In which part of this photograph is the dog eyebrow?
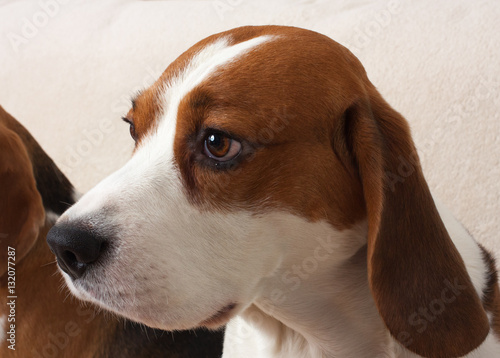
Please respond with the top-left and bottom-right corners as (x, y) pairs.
(188, 89), (212, 110)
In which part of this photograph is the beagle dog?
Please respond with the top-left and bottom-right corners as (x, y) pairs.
(47, 26), (500, 357)
(0, 106), (223, 357)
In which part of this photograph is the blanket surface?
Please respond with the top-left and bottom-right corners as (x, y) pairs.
(0, 0), (498, 256)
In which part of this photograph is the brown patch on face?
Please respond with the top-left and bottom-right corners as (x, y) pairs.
(124, 89), (162, 146)
(125, 27), (276, 146)
(124, 26), (366, 229)
(171, 26), (367, 229)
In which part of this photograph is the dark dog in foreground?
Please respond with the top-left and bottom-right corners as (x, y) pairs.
(0, 105), (223, 357)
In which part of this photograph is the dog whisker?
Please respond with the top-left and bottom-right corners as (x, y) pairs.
(40, 259), (57, 267)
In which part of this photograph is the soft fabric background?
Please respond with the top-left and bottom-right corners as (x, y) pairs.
(0, 0), (499, 256)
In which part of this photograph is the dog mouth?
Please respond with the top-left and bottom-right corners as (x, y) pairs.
(64, 266), (238, 330)
(200, 303), (237, 327)
(72, 275), (237, 330)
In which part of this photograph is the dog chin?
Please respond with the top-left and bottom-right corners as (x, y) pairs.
(60, 270), (239, 331)
(199, 303), (238, 329)
(107, 306), (237, 332)
(126, 303), (240, 331)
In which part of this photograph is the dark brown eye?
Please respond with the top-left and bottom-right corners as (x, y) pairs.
(122, 117), (137, 141)
(204, 132), (241, 161)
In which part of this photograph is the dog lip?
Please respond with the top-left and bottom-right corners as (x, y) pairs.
(56, 259), (74, 279)
(199, 303), (237, 327)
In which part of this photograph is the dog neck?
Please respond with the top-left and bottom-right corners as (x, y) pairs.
(224, 222), (397, 358)
(223, 202), (500, 358)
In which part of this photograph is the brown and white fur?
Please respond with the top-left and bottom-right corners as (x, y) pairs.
(47, 26), (500, 358)
(0, 106), (223, 357)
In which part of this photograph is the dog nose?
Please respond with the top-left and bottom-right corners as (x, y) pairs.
(47, 223), (107, 280)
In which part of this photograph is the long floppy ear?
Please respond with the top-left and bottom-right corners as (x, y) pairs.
(0, 122), (45, 277)
(343, 87), (490, 357)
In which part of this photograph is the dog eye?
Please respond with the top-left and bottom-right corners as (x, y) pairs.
(204, 132), (241, 161)
(122, 117), (137, 141)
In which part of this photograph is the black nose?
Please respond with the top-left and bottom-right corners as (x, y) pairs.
(47, 223), (107, 280)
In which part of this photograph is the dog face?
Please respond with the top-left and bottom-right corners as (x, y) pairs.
(49, 27), (367, 329)
(48, 26), (490, 357)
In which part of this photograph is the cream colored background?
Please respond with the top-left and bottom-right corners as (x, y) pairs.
(0, 0), (499, 257)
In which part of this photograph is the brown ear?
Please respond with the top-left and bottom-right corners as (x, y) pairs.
(0, 122), (45, 277)
(343, 87), (490, 357)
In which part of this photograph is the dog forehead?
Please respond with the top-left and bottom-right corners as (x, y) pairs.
(131, 26), (364, 144)
(130, 28), (279, 144)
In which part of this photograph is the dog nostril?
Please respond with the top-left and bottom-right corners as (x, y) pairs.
(47, 223), (108, 280)
(63, 250), (77, 264)
(60, 250), (88, 279)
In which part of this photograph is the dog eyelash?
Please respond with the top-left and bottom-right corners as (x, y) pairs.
(122, 117), (137, 141)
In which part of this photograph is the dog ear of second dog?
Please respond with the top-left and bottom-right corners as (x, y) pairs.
(0, 105), (224, 357)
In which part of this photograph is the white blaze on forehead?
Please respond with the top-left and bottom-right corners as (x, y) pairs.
(153, 35), (276, 149)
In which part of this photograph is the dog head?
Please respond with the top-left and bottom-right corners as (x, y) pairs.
(47, 26), (489, 357)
